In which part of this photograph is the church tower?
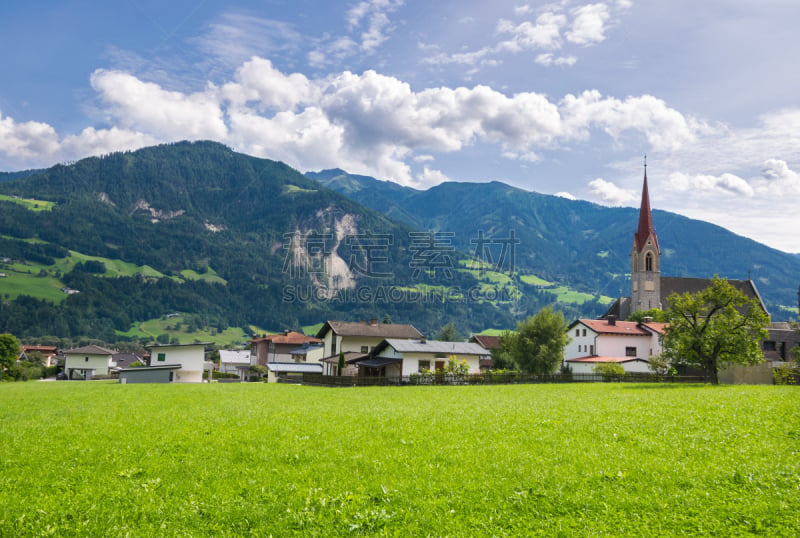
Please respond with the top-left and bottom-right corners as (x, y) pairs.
(631, 162), (661, 312)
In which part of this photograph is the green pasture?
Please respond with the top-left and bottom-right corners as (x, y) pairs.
(1, 383), (798, 536)
(0, 194), (55, 211)
(116, 314), (249, 347)
(519, 274), (552, 286)
(0, 266), (66, 302)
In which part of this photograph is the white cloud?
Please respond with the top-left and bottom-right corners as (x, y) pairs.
(588, 178), (636, 205)
(0, 112), (60, 162)
(566, 3), (611, 45)
(555, 191), (576, 200)
(535, 53), (577, 66)
(413, 154), (434, 162)
(755, 158), (800, 195)
(665, 171), (754, 197)
(346, 0), (404, 53)
(221, 57), (318, 110)
(193, 14), (301, 65)
(90, 69), (227, 140)
(416, 166), (450, 187)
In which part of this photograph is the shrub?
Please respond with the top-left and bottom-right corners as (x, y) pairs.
(593, 362), (625, 381)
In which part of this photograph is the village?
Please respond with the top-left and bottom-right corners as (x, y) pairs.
(16, 171), (798, 387)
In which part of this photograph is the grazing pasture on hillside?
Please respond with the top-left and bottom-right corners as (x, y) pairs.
(1, 382), (798, 536)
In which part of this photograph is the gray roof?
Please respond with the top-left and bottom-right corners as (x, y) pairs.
(266, 362), (323, 373)
(62, 345), (115, 355)
(317, 320), (423, 339)
(219, 350), (252, 364)
(381, 339), (488, 356)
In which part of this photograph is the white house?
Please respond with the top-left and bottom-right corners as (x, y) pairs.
(316, 319), (424, 375)
(219, 349), (253, 376)
(62, 345), (116, 379)
(147, 343), (212, 383)
(358, 339), (488, 379)
(564, 317), (667, 374)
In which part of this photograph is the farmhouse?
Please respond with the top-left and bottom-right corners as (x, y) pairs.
(564, 317), (666, 374)
(62, 345), (115, 379)
(470, 334), (501, 371)
(355, 338), (488, 379)
(316, 319), (424, 375)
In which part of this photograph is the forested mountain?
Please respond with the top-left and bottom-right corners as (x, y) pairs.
(308, 169), (800, 320)
(0, 142), (527, 341)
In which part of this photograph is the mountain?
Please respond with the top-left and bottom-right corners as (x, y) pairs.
(308, 169), (800, 321)
(0, 142), (525, 342)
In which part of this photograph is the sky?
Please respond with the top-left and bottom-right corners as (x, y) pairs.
(1, 0), (799, 253)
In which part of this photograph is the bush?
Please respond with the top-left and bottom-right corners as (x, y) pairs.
(212, 371), (240, 379)
(593, 362), (625, 381)
(773, 363), (800, 385)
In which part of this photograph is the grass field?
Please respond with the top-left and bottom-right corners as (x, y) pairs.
(116, 314), (250, 347)
(0, 194), (55, 211)
(1, 383), (798, 536)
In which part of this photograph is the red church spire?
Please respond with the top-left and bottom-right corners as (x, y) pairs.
(634, 159), (658, 253)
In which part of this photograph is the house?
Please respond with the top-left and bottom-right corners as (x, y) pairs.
(761, 322), (800, 363)
(316, 319), (424, 375)
(112, 352), (144, 369)
(119, 364), (182, 384)
(62, 345), (116, 379)
(288, 342), (325, 363)
(219, 349), (253, 377)
(250, 331), (321, 365)
(470, 334), (502, 370)
(18, 345), (59, 367)
(266, 362), (323, 383)
(356, 338), (488, 379)
(142, 342), (212, 383)
(563, 317), (666, 374)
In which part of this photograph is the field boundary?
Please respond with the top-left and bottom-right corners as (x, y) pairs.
(298, 372), (706, 387)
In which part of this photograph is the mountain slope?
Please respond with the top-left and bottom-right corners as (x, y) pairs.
(310, 169), (800, 320)
(0, 142), (522, 341)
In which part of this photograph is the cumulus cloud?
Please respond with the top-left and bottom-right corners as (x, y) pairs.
(90, 69), (227, 140)
(755, 158), (800, 195)
(555, 191), (577, 200)
(416, 166), (451, 187)
(566, 3), (611, 45)
(588, 178), (636, 205)
(424, 2), (625, 68)
(0, 59), (704, 184)
(666, 171), (754, 197)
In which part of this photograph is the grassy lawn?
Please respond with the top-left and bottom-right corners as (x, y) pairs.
(1, 383), (798, 536)
(116, 314), (250, 347)
(0, 194), (55, 211)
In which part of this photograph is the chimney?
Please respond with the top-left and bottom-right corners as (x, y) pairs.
(608, 315), (616, 326)
(370, 318), (378, 326)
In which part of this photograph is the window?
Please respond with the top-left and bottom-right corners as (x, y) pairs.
(361, 346), (369, 354)
(589, 345), (594, 355)
(331, 338), (337, 355)
(762, 341), (776, 351)
(84, 356), (89, 362)
(582, 329), (586, 337)
(418, 360), (430, 373)
(157, 353), (166, 362)
(645, 252), (653, 271)
(575, 329), (579, 336)
(625, 347), (637, 357)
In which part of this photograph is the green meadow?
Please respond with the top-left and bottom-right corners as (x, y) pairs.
(1, 383), (799, 536)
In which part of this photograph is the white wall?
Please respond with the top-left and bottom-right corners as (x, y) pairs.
(151, 345), (206, 383)
(64, 353), (113, 376)
(564, 325), (661, 362)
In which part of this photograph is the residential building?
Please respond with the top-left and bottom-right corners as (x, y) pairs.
(356, 338), (488, 379)
(470, 334), (501, 370)
(219, 349), (253, 376)
(18, 345), (59, 367)
(315, 319), (424, 375)
(62, 345), (116, 379)
(250, 331), (321, 365)
(564, 317), (666, 374)
(145, 342), (212, 383)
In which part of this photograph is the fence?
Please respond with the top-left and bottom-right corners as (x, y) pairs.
(300, 372), (706, 387)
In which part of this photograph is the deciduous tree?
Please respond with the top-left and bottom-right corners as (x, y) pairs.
(662, 276), (769, 384)
(499, 307), (570, 374)
(0, 333), (21, 380)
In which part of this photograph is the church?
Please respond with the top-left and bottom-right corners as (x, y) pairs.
(603, 165), (768, 320)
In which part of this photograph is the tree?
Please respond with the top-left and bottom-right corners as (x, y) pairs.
(662, 276), (769, 384)
(435, 322), (461, 342)
(337, 350), (345, 376)
(627, 308), (668, 323)
(499, 307), (570, 374)
(0, 333), (21, 380)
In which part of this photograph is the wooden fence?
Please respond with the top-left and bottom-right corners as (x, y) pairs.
(300, 372), (706, 387)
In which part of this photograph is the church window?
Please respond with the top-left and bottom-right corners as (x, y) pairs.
(645, 252), (653, 271)
(632, 256), (637, 272)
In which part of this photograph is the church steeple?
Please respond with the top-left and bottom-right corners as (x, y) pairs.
(634, 161), (659, 253)
(631, 158), (661, 312)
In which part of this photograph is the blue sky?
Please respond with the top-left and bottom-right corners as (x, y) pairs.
(1, 1), (799, 253)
